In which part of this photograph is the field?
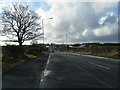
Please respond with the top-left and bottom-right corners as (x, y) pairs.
(67, 45), (120, 58)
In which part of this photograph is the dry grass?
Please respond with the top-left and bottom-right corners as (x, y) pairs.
(68, 45), (120, 57)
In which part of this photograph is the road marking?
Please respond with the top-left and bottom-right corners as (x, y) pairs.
(46, 54), (51, 64)
(36, 54), (51, 88)
(70, 63), (113, 88)
(82, 55), (120, 61)
(69, 53), (120, 61)
(88, 62), (111, 69)
(70, 53), (80, 56)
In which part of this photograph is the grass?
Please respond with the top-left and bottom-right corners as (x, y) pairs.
(2, 55), (35, 74)
(67, 45), (120, 58)
(24, 54), (37, 58)
(2, 45), (46, 74)
(2, 59), (26, 73)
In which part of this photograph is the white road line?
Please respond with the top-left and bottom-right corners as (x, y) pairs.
(37, 54), (51, 88)
(46, 53), (51, 64)
(71, 63), (113, 88)
(82, 55), (120, 61)
(68, 52), (119, 61)
(88, 62), (111, 69)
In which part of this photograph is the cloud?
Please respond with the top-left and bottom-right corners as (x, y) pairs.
(0, 13), (3, 34)
(82, 29), (94, 38)
(99, 12), (117, 25)
(93, 12), (118, 37)
(91, 2), (117, 15)
(93, 23), (118, 37)
(36, 3), (95, 43)
(36, 2), (118, 43)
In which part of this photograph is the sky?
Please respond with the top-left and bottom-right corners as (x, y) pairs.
(0, 0), (119, 45)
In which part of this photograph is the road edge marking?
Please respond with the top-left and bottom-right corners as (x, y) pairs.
(82, 55), (120, 61)
(88, 62), (111, 69)
(35, 53), (51, 88)
(40, 53), (51, 81)
(69, 53), (120, 61)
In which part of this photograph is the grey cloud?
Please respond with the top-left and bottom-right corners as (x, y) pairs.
(37, 2), (118, 43)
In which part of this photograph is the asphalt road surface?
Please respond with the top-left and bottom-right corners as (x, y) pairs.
(39, 52), (119, 88)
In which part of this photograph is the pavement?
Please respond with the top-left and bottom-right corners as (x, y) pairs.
(39, 52), (119, 88)
(2, 54), (48, 88)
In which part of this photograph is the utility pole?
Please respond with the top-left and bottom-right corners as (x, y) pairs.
(42, 20), (44, 44)
(66, 34), (67, 52)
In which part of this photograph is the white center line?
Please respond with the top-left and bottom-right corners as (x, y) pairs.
(88, 62), (111, 69)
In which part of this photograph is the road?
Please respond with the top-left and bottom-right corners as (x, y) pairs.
(39, 52), (119, 88)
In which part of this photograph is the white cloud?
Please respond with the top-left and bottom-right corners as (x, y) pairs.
(36, 2), (95, 43)
(92, 2), (117, 15)
(93, 12), (118, 37)
(99, 12), (117, 25)
(82, 29), (94, 37)
(93, 23), (118, 37)
(35, 2), (118, 43)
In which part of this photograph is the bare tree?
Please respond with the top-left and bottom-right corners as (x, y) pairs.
(2, 3), (42, 46)
(31, 38), (38, 45)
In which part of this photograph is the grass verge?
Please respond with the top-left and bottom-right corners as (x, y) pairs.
(67, 51), (120, 61)
(2, 54), (37, 74)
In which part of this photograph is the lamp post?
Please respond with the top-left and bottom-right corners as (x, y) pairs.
(66, 34), (67, 52)
(42, 17), (53, 45)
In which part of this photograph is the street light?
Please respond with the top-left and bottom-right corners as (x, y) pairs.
(66, 34), (67, 52)
(42, 17), (53, 45)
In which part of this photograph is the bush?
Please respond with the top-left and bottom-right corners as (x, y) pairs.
(25, 45), (45, 56)
(2, 44), (46, 62)
(2, 46), (25, 59)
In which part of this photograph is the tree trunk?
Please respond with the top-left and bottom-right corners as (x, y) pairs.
(19, 41), (22, 46)
(18, 35), (23, 46)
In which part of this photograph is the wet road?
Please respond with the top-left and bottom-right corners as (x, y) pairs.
(39, 52), (119, 88)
